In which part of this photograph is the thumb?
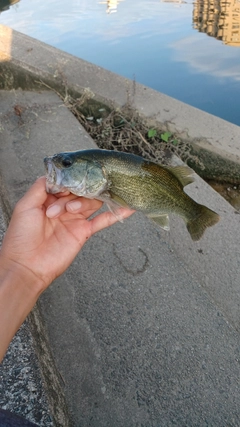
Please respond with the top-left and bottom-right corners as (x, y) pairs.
(15, 177), (48, 212)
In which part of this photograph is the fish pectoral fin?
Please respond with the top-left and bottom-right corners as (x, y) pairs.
(110, 192), (130, 208)
(106, 201), (125, 223)
(166, 165), (194, 187)
(98, 191), (130, 223)
(147, 214), (170, 231)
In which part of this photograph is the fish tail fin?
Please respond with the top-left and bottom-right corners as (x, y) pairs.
(187, 205), (220, 241)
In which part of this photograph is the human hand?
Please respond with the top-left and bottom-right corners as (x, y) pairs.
(0, 176), (135, 292)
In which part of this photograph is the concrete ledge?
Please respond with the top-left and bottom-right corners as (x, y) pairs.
(0, 24), (240, 183)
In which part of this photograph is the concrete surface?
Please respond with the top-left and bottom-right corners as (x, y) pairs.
(1, 88), (240, 426)
(1, 24), (240, 182)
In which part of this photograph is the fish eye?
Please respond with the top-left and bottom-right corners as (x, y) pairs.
(62, 157), (73, 168)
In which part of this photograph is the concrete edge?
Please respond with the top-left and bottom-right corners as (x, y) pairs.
(29, 306), (73, 427)
(0, 24), (240, 183)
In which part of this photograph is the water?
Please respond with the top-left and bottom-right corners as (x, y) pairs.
(1, 0), (240, 126)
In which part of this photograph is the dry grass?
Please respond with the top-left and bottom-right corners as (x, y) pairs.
(37, 79), (201, 167)
(66, 90), (203, 167)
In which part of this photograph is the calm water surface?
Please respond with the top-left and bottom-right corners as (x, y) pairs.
(1, 0), (240, 125)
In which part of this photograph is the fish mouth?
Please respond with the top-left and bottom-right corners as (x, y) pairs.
(44, 157), (66, 194)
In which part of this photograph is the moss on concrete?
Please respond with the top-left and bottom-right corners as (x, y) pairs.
(186, 144), (240, 184)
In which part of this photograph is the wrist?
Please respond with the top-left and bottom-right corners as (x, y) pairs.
(0, 254), (45, 297)
(0, 254), (44, 361)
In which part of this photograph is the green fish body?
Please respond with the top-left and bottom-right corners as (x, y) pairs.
(44, 149), (219, 241)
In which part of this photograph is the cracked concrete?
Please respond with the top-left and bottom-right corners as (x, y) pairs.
(112, 244), (149, 276)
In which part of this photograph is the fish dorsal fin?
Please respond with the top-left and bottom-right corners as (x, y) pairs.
(166, 165), (194, 187)
(142, 163), (194, 188)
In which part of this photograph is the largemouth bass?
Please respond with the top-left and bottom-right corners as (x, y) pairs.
(44, 149), (219, 241)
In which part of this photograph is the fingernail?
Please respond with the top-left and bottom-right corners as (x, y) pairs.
(67, 200), (82, 212)
(46, 204), (61, 218)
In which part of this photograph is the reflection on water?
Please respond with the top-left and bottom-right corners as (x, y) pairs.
(193, 0), (240, 46)
(1, 0), (240, 125)
(0, 0), (19, 14)
(99, 0), (125, 14)
(161, 0), (187, 4)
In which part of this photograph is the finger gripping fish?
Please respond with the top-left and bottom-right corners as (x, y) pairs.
(44, 149), (219, 241)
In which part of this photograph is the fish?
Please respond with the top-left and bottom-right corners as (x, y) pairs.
(44, 148), (220, 241)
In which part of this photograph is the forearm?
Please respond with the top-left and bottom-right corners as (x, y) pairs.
(0, 257), (43, 362)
